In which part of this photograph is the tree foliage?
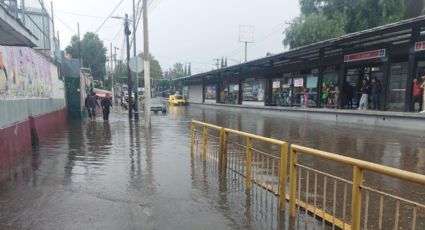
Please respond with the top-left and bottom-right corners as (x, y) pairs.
(65, 32), (107, 81)
(284, 0), (406, 49)
(138, 52), (163, 80)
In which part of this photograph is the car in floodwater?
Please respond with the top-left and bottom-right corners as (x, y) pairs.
(150, 98), (167, 114)
(168, 95), (187, 106)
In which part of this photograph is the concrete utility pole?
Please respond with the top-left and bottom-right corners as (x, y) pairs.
(124, 14), (133, 119)
(110, 43), (115, 104)
(143, 0), (151, 128)
(133, 0), (139, 120)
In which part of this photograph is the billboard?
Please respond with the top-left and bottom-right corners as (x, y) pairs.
(0, 46), (52, 97)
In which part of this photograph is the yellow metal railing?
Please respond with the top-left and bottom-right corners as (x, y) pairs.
(191, 120), (288, 209)
(190, 120), (425, 230)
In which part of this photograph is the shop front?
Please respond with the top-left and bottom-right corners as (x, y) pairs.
(204, 84), (217, 104)
(218, 80), (239, 104)
(386, 62), (408, 111)
(342, 49), (386, 110)
(274, 70), (318, 108)
(242, 78), (266, 106)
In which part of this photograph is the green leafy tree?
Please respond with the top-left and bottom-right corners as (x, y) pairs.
(284, 0), (406, 49)
(172, 63), (186, 78)
(138, 52), (163, 80)
(66, 32), (107, 82)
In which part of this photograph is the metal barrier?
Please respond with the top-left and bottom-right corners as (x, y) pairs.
(190, 120), (425, 230)
(191, 120), (288, 209)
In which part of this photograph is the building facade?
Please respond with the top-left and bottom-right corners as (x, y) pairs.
(179, 16), (425, 112)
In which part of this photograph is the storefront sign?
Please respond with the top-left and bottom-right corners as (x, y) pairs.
(344, 49), (386, 62)
(233, 85), (239, 91)
(272, 81), (280, 89)
(294, 78), (304, 87)
(415, 41), (425, 52)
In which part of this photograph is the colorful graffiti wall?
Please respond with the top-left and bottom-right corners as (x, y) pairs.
(0, 46), (52, 97)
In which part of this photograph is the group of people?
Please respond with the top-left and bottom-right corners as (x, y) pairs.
(356, 78), (382, 110)
(321, 82), (340, 108)
(84, 92), (113, 121)
(412, 76), (425, 112)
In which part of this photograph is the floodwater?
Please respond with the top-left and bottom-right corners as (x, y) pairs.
(0, 104), (424, 229)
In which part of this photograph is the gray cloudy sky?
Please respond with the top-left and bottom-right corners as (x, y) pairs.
(51, 0), (300, 73)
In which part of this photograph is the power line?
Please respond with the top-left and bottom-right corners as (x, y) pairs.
(55, 10), (104, 19)
(95, 0), (126, 33)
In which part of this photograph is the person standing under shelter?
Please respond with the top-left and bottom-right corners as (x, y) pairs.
(421, 76), (425, 113)
(412, 78), (423, 112)
(358, 79), (370, 110)
(101, 94), (113, 121)
(371, 78), (382, 110)
(343, 78), (353, 109)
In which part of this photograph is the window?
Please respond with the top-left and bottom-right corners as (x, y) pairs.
(243, 80), (265, 101)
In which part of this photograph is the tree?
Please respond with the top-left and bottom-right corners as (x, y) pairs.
(172, 63), (186, 78)
(66, 32), (107, 82)
(284, 0), (406, 49)
(138, 52), (163, 80)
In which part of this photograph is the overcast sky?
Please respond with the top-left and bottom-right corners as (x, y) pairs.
(50, 0), (300, 74)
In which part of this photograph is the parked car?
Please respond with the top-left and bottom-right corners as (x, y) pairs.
(168, 95), (187, 106)
(150, 98), (167, 114)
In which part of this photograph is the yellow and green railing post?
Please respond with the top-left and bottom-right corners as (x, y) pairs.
(289, 146), (298, 217)
(218, 128), (228, 173)
(245, 137), (253, 191)
(278, 142), (288, 210)
(202, 126), (208, 162)
(351, 165), (364, 230)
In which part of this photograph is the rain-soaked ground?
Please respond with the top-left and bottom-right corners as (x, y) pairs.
(0, 104), (424, 229)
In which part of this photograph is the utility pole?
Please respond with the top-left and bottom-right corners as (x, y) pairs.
(110, 43), (114, 104)
(124, 14), (133, 119)
(50, 1), (55, 40)
(213, 58), (220, 69)
(143, 0), (151, 128)
(133, 0), (139, 120)
(244, 42), (248, 62)
(114, 46), (119, 104)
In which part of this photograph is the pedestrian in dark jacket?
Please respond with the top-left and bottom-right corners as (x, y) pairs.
(101, 94), (113, 121)
(371, 78), (382, 110)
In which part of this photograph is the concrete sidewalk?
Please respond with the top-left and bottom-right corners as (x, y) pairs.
(195, 102), (425, 131)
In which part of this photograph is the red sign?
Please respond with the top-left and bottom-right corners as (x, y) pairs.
(415, 41), (425, 52)
(344, 49), (386, 62)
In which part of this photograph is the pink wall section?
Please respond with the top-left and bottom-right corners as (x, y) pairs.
(0, 120), (31, 168)
(0, 108), (67, 168)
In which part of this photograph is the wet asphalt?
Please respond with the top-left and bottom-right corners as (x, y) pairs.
(0, 104), (424, 229)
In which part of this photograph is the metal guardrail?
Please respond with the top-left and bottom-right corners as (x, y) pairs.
(190, 120), (425, 230)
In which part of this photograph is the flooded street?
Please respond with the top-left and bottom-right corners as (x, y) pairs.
(0, 105), (424, 229)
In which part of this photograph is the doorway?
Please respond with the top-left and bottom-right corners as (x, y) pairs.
(344, 65), (383, 109)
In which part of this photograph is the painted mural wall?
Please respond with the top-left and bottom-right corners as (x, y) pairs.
(0, 46), (53, 97)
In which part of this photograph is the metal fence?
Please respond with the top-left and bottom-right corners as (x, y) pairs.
(191, 120), (425, 230)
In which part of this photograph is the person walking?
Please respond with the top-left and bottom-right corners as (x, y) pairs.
(87, 92), (100, 121)
(358, 79), (370, 110)
(101, 94), (113, 121)
(412, 78), (423, 112)
(371, 78), (382, 110)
